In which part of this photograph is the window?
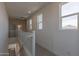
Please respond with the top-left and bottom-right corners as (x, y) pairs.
(62, 15), (77, 29)
(37, 13), (43, 30)
(60, 2), (78, 29)
(17, 25), (22, 30)
(29, 19), (32, 30)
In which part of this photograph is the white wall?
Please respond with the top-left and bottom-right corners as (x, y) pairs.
(0, 3), (8, 55)
(28, 3), (79, 56)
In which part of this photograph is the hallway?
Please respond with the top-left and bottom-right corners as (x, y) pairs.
(0, 2), (79, 56)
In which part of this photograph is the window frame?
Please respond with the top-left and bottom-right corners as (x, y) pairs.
(29, 19), (32, 30)
(59, 2), (79, 30)
(37, 13), (43, 30)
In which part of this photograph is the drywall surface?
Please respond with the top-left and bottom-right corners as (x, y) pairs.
(29, 3), (79, 56)
(0, 3), (9, 55)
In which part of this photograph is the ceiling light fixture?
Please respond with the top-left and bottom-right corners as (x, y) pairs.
(28, 11), (31, 14)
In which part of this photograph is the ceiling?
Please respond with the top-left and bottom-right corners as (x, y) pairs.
(5, 2), (49, 18)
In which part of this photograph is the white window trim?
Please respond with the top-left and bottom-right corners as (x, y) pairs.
(37, 13), (43, 30)
(29, 19), (32, 30)
(59, 2), (79, 30)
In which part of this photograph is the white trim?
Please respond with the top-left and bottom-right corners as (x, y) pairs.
(59, 2), (79, 30)
(29, 19), (32, 30)
(37, 13), (43, 30)
(32, 31), (35, 56)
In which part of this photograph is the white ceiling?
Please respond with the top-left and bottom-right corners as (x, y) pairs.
(5, 2), (49, 18)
